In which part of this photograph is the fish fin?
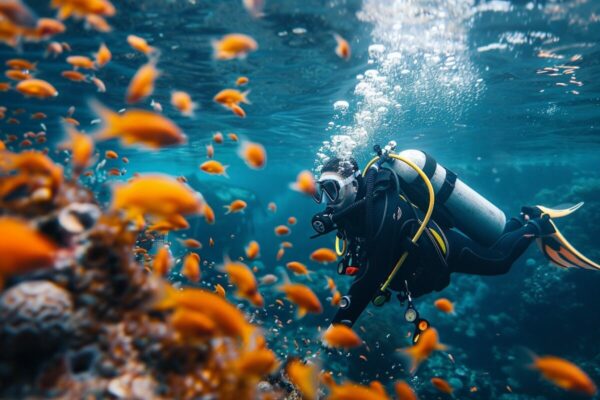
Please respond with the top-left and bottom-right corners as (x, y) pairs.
(222, 165), (230, 179)
(88, 99), (120, 140)
(223, 205), (231, 214)
(241, 90), (252, 104)
(297, 307), (307, 319)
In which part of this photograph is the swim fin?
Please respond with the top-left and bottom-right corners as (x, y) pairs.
(536, 218), (600, 271)
(535, 201), (584, 219)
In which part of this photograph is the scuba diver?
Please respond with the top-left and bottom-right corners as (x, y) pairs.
(311, 142), (600, 342)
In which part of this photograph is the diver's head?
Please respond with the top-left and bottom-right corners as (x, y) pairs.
(313, 157), (361, 211)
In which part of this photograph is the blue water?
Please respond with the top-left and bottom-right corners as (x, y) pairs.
(2, 0), (600, 398)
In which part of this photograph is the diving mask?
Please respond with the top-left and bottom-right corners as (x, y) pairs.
(312, 171), (360, 206)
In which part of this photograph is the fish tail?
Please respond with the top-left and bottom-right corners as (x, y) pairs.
(223, 205), (232, 214)
(222, 165), (230, 178)
(242, 90), (252, 104)
(88, 99), (120, 140)
(296, 307), (307, 319)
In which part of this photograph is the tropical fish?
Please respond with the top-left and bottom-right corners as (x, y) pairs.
(213, 33), (258, 60)
(227, 132), (238, 142)
(399, 328), (447, 373)
(259, 274), (278, 285)
(286, 261), (310, 276)
(95, 43), (111, 67)
(66, 55), (95, 70)
(90, 101), (186, 148)
(16, 79), (58, 98)
(222, 258), (263, 307)
(236, 348), (278, 376)
(6, 58), (36, 70)
(203, 203), (215, 224)
(200, 160), (228, 177)
(530, 353), (597, 396)
(322, 324), (362, 349)
(327, 382), (388, 400)
(5, 69), (31, 81)
(171, 90), (196, 117)
(434, 298), (455, 314)
(278, 283), (322, 318)
(236, 76), (249, 86)
(61, 70), (86, 82)
(85, 14), (111, 32)
(213, 132), (224, 143)
(333, 33), (351, 60)
(206, 144), (214, 158)
(274, 225), (290, 236)
(239, 141), (266, 169)
(0, 217), (57, 281)
(51, 0), (116, 20)
(126, 61), (159, 104)
(224, 199), (247, 214)
(245, 240), (260, 260)
(105, 150), (118, 159)
(214, 88), (250, 106)
(179, 238), (202, 249)
(310, 248), (337, 263)
(64, 126), (94, 176)
(90, 76), (106, 92)
(394, 381), (417, 400)
(214, 283), (225, 297)
(268, 202), (277, 212)
(290, 170), (316, 196)
(171, 308), (216, 337)
(127, 34), (154, 55)
(153, 246), (172, 276)
(430, 377), (453, 395)
(286, 360), (318, 400)
(287, 216), (297, 225)
(181, 253), (201, 283)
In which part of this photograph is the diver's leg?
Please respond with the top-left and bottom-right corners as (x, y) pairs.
(447, 220), (545, 276)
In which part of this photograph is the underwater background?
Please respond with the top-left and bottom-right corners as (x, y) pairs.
(1, 0), (600, 399)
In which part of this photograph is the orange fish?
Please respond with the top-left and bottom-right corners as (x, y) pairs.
(214, 283), (225, 297)
(0, 82), (11, 91)
(91, 76), (106, 93)
(223, 258), (263, 307)
(30, 112), (46, 119)
(64, 126), (94, 176)
(66, 55), (95, 69)
(274, 225), (290, 236)
(0, 0), (37, 28)
(153, 245), (172, 276)
(91, 101), (186, 148)
(45, 41), (63, 57)
(85, 14), (111, 32)
(288, 216), (297, 225)
(171, 90), (196, 117)
(206, 143), (214, 158)
(434, 298), (455, 314)
(51, 0), (115, 20)
(395, 381), (417, 400)
(230, 103), (246, 118)
(0, 217), (57, 281)
(127, 34), (155, 55)
(111, 174), (203, 221)
(310, 248), (337, 264)
(213, 132), (224, 143)
(61, 70), (87, 82)
(286, 261), (310, 276)
(126, 61), (159, 104)
(322, 324), (362, 349)
(105, 150), (118, 159)
(245, 240), (260, 260)
(6, 58), (36, 70)
(286, 360), (318, 400)
(26, 18), (66, 40)
(239, 140), (266, 169)
(179, 238), (202, 249)
(333, 33), (351, 60)
(281, 241), (293, 249)
(399, 328), (447, 373)
(5, 69), (31, 81)
(214, 89), (250, 105)
(213, 33), (258, 60)
(236, 348), (278, 376)
(203, 203), (215, 224)
(236, 76), (249, 86)
(224, 199), (247, 214)
(369, 381), (387, 397)
(430, 377), (453, 395)
(171, 307), (215, 337)
(16, 79), (58, 98)
(327, 382), (387, 400)
(276, 248), (285, 261)
(181, 253), (201, 283)
(95, 43), (111, 67)
(530, 354), (597, 396)
(290, 170), (316, 196)
(200, 160), (228, 177)
(268, 202), (277, 213)
(331, 291), (341, 306)
(209, 237), (215, 247)
(278, 283), (322, 318)
(157, 286), (254, 344)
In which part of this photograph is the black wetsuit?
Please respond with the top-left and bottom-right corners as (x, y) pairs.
(331, 168), (542, 327)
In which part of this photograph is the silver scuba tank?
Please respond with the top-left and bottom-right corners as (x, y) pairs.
(389, 149), (506, 246)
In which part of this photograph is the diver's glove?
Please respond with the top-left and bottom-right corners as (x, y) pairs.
(520, 205), (543, 221)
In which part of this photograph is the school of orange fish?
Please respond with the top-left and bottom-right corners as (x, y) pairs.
(0, 0), (597, 399)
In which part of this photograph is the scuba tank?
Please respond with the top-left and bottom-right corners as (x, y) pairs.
(390, 149), (506, 246)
